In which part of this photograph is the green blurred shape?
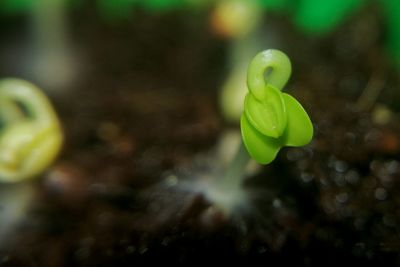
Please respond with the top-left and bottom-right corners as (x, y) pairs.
(97, 0), (138, 20)
(0, 0), (33, 15)
(140, 0), (187, 11)
(186, 0), (214, 9)
(381, 0), (400, 66)
(0, 0), (80, 15)
(258, 0), (291, 11)
(293, 0), (364, 34)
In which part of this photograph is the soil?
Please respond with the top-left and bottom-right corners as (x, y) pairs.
(1, 3), (400, 267)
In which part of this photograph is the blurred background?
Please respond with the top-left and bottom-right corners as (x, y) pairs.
(1, 0), (400, 266)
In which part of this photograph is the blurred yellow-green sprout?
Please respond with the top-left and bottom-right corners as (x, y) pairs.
(216, 0), (263, 123)
(0, 78), (63, 183)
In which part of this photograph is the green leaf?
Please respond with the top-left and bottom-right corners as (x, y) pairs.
(240, 49), (313, 165)
(243, 85), (286, 138)
(240, 114), (281, 164)
(281, 93), (313, 146)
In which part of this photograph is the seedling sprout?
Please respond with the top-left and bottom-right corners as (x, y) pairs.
(0, 78), (63, 182)
(211, 49), (313, 213)
(241, 49), (313, 164)
(153, 49), (313, 220)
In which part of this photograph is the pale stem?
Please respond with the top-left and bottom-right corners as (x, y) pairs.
(219, 140), (251, 190)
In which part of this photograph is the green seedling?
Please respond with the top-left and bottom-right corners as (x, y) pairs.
(240, 49), (313, 164)
(192, 49), (313, 216)
(147, 50), (312, 220)
(0, 78), (63, 183)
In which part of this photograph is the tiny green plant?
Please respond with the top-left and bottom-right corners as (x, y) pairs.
(240, 49), (313, 164)
(203, 49), (312, 216)
(0, 78), (63, 183)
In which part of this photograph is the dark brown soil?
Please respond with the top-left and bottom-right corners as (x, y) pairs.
(1, 3), (400, 267)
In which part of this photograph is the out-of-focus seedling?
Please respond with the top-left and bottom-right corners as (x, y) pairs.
(0, 0), (77, 91)
(215, 0), (264, 123)
(0, 78), (63, 183)
(240, 49), (313, 164)
(292, 0), (364, 34)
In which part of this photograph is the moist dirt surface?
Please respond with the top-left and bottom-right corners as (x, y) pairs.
(1, 4), (400, 267)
